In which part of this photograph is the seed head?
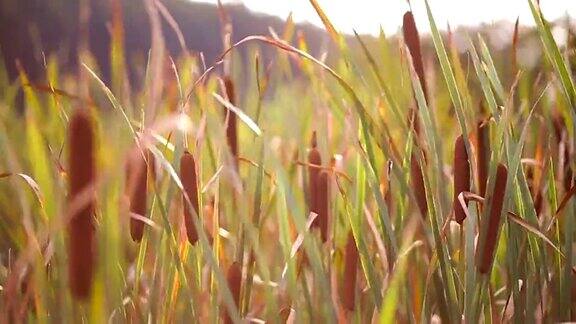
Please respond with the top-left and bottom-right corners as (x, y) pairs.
(341, 231), (359, 311)
(410, 153), (428, 218)
(453, 135), (471, 224)
(223, 261), (242, 324)
(180, 151), (200, 244)
(478, 163), (508, 274)
(67, 109), (96, 300)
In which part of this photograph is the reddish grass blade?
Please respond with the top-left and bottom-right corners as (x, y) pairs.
(223, 261), (242, 324)
(453, 135), (471, 224)
(316, 170), (330, 242)
(410, 154), (428, 218)
(180, 151), (200, 244)
(551, 112), (572, 191)
(403, 11), (428, 102)
(67, 109), (97, 300)
(478, 163), (508, 274)
(476, 120), (490, 197)
(126, 149), (153, 242)
(224, 77), (238, 167)
(531, 127), (545, 216)
(555, 184), (576, 217)
(341, 231), (359, 311)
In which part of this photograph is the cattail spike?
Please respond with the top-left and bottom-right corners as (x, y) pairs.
(341, 231), (359, 311)
(453, 135), (471, 224)
(316, 170), (330, 242)
(478, 163), (508, 274)
(223, 261), (242, 324)
(127, 149), (151, 242)
(476, 121), (490, 197)
(67, 109), (96, 300)
(223, 77), (238, 166)
(410, 153), (428, 218)
(180, 151), (200, 244)
(403, 11), (428, 102)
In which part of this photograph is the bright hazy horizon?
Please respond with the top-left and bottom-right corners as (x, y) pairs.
(190, 0), (575, 35)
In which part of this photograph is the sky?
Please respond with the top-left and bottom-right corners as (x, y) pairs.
(190, 0), (575, 35)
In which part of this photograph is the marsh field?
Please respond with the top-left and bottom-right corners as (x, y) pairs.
(0, 0), (575, 322)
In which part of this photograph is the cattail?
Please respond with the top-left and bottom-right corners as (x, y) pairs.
(478, 163), (508, 274)
(224, 76), (238, 166)
(453, 135), (471, 224)
(223, 261), (242, 324)
(341, 231), (359, 311)
(127, 149), (153, 242)
(308, 132), (322, 218)
(410, 154), (428, 218)
(476, 121), (490, 197)
(180, 151), (200, 244)
(403, 11), (427, 102)
(67, 109), (96, 299)
(565, 168), (574, 192)
(316, 170), (330, 242)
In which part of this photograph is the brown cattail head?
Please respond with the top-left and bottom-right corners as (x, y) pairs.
(308, 132), (322, 217)
(565, 167), (574, 192)
(341, 231), (359, 311)
(315, 170), (330, 242)
(126, 149), (153, 242)
(478, 163), (508, 274)
(180, 151), (200, 245)
(476, 120), (490, 197)
(453, 135), (471, 224)
(223, 76), (238, 166)
(403, 11), (428, 102)
(410, 153), (428, 218)
(67, 109), (97, 300)
(223, 261), (242, 324)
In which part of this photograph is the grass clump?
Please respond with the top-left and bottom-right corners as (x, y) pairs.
(0, 0), (575, 322)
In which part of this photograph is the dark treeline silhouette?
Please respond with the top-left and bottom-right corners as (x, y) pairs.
(0, 0), (330, 83)
(1, 0), (573, 93)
